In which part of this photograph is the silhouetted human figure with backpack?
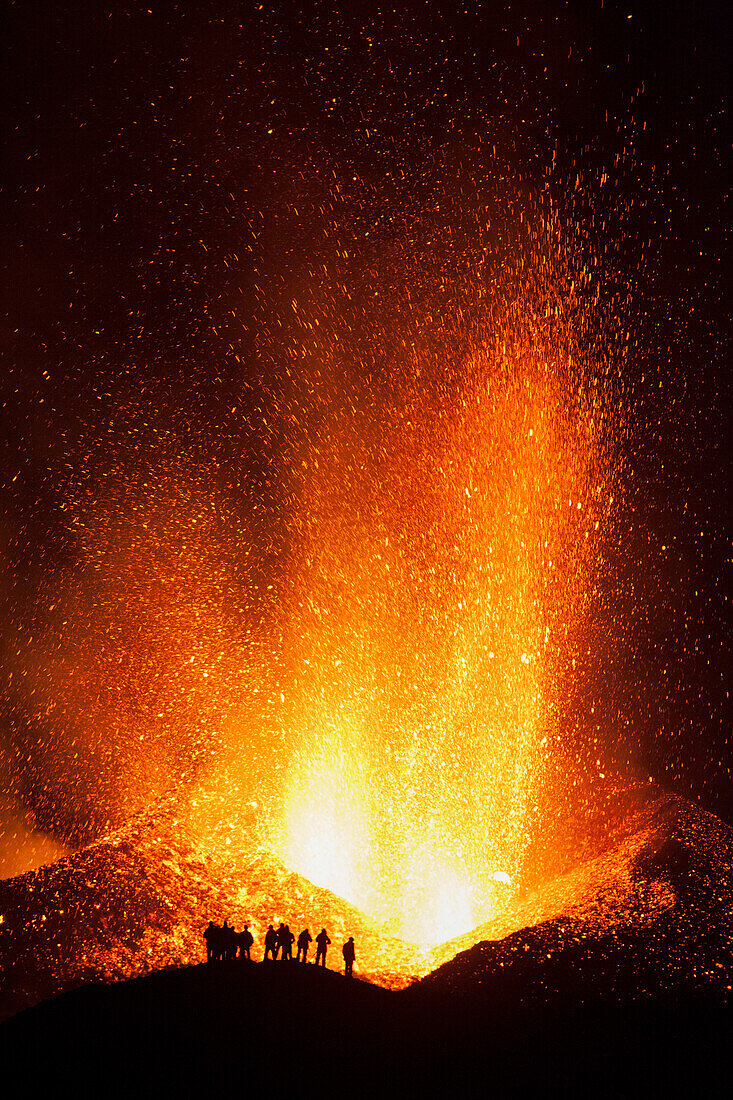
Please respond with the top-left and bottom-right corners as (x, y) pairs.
(296, 927), (312, 963)
(240, 923), (254, 960)
(274, 922), (287, 960)
(342, 936), (355, 978)
(281, 923), (295, 961)
(264, 924), (278, 961)
(222, 920), (235, 960)
(315, 928), (331, 967)
(204, 920), (217, 963)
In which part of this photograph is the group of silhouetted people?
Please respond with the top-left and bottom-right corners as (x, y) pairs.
(203, 919), (254, 962)
(204, 919), (356, 976)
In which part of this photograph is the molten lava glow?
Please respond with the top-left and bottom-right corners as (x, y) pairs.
(265, 303), (615, 945)
(148, 184), (620, 948)
(2, 154), (619, 954)
(283, 758), (374, 915)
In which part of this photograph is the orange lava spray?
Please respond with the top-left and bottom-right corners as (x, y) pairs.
(263, 205), (618, 945)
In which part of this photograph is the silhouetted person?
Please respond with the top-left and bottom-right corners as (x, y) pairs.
(342, 936), (355, 978)
(315, 928), (331, 967)
(296, 927), (312, 963)
(240, 923), (254, 960)
(222, 920), (234, 961)
(274, 922), (287, 961)
(204, 920), (217, 963)
(280, 923), (295, 961)
(264, 924), (278, 961)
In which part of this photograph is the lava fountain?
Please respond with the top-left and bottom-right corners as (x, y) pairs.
(271, 331), (614, 946)
(189, 189), (621, 949)
(3, 168), (623, 961)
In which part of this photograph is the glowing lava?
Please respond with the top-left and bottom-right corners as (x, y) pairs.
(3, 165), (621, 955)
(261, 266), (616, 945)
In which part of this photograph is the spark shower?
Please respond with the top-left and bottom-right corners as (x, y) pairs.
(184, 176), (623, 947)
(3, 139), (633, 950)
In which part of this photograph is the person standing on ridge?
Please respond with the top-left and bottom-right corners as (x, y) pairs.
(220, 920), (233, 960)
(281, 924), (295, 961)
(264, 924), (278, 961)
(342, 936), (356, 978)
(203, 920), (217, 963)
(315, 928), (331, 967)
(296, 927), (312, 963)
(275, 922), (287, 960)
(240, 923), (254, 960)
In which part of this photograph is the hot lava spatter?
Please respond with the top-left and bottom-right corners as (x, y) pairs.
(274, 328), (613, 944)
(2, 782), (733, 1021)
(174, 191), (622, 946)
(3, 173), (624, 949)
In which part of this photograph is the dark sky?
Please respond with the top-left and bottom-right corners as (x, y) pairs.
(1, 0), (730, 836)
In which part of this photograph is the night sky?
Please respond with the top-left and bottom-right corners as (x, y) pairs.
(1, 0), (730, 851)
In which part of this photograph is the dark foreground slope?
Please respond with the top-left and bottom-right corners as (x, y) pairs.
(0, 962), (401, 1098)
(1, 958), (732, 1099)
(3, 791), (733, 1096)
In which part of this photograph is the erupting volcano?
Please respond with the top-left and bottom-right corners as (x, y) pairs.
(1, 2), (728, 1069)
(0, 192), (722, 1012)
(3, 153), (629, 956)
